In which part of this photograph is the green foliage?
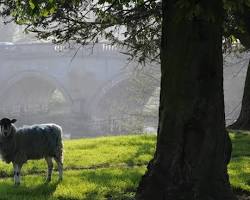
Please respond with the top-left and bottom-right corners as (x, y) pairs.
(0, 132), (249, 199)
(223, 0), (250, 50)
(0, 0), (161, 63)
(1, 0), (250, 61)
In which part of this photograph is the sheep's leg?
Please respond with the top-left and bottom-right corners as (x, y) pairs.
(54, 157), (63, 181)
(13, 163), (22, 185)
(45, 157), (53, 182)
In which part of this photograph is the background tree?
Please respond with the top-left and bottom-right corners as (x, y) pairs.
(225, 4), (250, 130)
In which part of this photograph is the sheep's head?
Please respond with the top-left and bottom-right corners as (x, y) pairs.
(0, 118), (17, 137)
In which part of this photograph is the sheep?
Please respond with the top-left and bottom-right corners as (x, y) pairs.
(0, 118), (63, 185)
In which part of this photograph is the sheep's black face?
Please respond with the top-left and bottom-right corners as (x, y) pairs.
(0, 118), (17, 137)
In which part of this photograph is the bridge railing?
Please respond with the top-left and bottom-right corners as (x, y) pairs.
(0, 42), (122, 59)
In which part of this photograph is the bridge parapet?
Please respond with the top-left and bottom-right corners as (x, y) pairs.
(0, 42), (122, 59)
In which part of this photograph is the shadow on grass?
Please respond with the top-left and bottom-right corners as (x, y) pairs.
(0, 180), (60, 199)
(0, 170), (10, 178)
(124, 142), (155, 166)
(79, 169), (142, 200)
(230, 132), (250, 158)
(233, 187), (250, 197)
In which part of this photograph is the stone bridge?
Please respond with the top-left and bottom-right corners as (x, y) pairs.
(0, 42), (159, 137)
(0, 39), (248, 137)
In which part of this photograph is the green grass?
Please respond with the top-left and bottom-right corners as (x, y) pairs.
(0, 168), (145, 200)
(0, 135), (156, 177)
(229, 132), (250, 193)
(0, 134), (155, 200)
(0, 132), (249, 199)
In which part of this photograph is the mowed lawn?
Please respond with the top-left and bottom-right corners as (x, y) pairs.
(0, 132), (249, 200)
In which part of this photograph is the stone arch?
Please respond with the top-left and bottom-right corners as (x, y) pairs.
(87, 72), (132, 114)
(0, 70), (73, 105)
(86, 71), (159, 134)
(89, 71), (159, 114)
(0, 69), (75, 128)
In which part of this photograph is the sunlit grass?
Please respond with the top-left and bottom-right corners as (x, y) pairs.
(0, 132), (249, 199)
(0, 168), (145, 200)
(228, 132), (250, 192)
(0, 134), (156, 177)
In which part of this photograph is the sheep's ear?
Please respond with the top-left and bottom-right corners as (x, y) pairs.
(11, 119), (17, 124)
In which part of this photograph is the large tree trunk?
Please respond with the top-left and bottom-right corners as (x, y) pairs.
(228, 60), (250, 130)
(136, 0), (236, 200)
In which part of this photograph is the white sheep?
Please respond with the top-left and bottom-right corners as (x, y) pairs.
(0, 118), (63, 185)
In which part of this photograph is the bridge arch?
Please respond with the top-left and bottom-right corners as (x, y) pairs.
(0, 70), (74, 122)
(89, 70), (159, 113)
(0, 70), (73, 104)
(86, 71), (159, 134)
(87, 72), (132, 114)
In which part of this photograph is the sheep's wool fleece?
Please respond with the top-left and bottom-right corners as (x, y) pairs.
(0, 124), (62, 163)
(16, 124), (62, 159)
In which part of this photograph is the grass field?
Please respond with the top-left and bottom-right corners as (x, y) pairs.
(0, 132), (249, 200)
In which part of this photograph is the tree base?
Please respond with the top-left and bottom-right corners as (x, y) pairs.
(136, 159), (237, 200)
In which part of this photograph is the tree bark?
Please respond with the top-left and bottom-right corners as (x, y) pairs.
(228, 60), (250, 130)
(136, 0), (236, 199)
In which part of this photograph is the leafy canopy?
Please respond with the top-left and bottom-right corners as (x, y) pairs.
(1, 0), (250, 61)
(0, 0), (161, 63)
